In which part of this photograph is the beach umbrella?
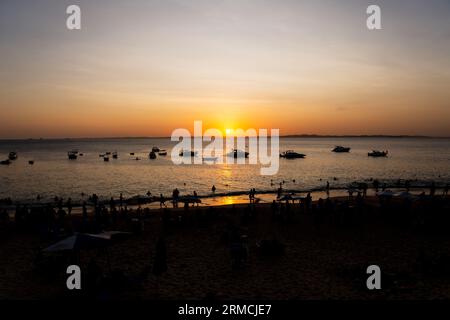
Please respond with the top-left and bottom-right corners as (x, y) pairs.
(42, 231), (130, 252)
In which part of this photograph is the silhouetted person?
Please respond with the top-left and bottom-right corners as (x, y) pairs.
(405, 180), (410, 192)
(212, 185), (216, 193)
(82, 202), (88, 223)
(430, 182), (436, 196)
(159, 194), (166, 208)
(66, 198), (72, 215)
(373, 180), (379, 192)
(326, 181), (330, 197)
(172, 188), (180, 208)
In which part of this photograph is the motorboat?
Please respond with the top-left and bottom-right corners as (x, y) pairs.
(104, 156), (110, 162)
(179, 150), (198, 157)
(158, 150), (167, 156)
(112, 152), (118, 159)
(68, 151), (78, 160)
(280, 150), (306, 159)
(152, 147), (160, 152)
(130, 152), (135, 156)
(149, 151), (157, 159)
(0, 159), (11, 165)
(368, 150), (388, 157)
(8, 152), (18, 160)
(227, 149), (249, 158)
(332, 146), (351, 153)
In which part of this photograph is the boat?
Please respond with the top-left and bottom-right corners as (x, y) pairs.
(368, 150), (388, 157)
(149, 151), (157, 159)
(0, 159), (11, 165)
(28, 160), (34, 165)
(8, 152), (18, 160)
(280, 150), (306, 159)
(152, 147), (160, 152)
(112, 152), (118, 159)
(332, 146), (351, 153)
(104, 156), (110, 162)
(68, 151), (78, 160)
(227, 149), (249, 158)
(179, 150), (198, 157)
(130, 152), (135, 156)
(203, 157), (218, 162)
(105, 152), (111, 155)
(158, 150), (167, 156)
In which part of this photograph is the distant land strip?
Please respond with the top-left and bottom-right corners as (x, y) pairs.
(1, 134), (450, 141)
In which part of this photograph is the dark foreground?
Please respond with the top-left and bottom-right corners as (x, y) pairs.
(1, 194), (450, 300)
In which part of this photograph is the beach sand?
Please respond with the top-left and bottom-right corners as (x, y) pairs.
(1, 195), (450, 300)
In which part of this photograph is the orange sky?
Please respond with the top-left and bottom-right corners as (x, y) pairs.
(1, 0), (449, 138)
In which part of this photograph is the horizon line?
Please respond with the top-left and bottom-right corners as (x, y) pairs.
(1, 134), (450, 141)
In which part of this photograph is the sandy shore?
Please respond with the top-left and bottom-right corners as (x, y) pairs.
(1, 195), (450, 300)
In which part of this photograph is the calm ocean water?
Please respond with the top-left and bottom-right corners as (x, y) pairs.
(0, 138), (449, 202)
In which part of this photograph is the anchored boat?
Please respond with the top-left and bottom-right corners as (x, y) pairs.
(368, 150), (388, 157)
(280, 150), (306, 159)
(8, 152), (18, 160)
(332, 146), (351, 153)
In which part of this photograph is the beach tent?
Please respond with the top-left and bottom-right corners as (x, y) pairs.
(43, 231), (130, 252)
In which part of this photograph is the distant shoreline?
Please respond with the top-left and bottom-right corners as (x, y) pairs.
(1, 134), (449, 142)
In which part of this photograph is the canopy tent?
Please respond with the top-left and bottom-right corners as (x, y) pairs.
(43, 231), (130, 252)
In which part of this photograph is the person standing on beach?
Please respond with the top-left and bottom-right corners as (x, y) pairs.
(430, 182), (436, 196)
(444, 184), (449, 196)
(212, 185), (216, 193)
(66, 198), (72, 215)
(160, 194), (166, 208)
(119, 193), (123, 209)
(172, 188), (180, 208)
(82, 202), (88, 223)
(373, 180), (379, 192)
(326, 181), (330, 198)
(193, 191), (199, 206)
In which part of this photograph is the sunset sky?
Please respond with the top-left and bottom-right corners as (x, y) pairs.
(1, 0), (449, 138)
